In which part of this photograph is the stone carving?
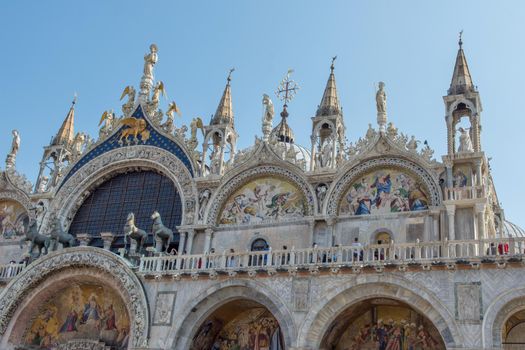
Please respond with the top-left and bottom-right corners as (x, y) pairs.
(153, 291), (177, 326)
(316, 183), (328, 213)
(207, 165), (315, 225)
(458, 127), (473, 153)
(0, 247), (149, 347)
(148, 81), (165, 113)
(143, 44), (158, 80)
(124, 212), (147, 253)
(19, 220), (50, 257)
(72, 132), (87, 159)
(37, 176), (49, 193)
(387, 122), (398, 138)
(198, 189), (211, 221)
(120, 85), (136, 116)
(152, 211), (173, 252)
(262, 94), (274, 142)
(456, 282), (482, 322)
(98, 110), (117, 138)
(293, 278), (310, 311)
(162, 101), (181, 134)
(376, 81), (387, 131)
(49, 216), (76, 249)
(317, 137), (333, 168)
(55, 339), (110, 350)
(407, 135), (419, 151)
(6, 130), (20, 169)
(326, 157), (442, 215)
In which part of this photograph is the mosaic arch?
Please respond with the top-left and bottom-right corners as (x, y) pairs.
(321, 298), (446, 350)
(0, 248), (149, 349)
(218, 176), (308, 225)
(190, 300), (284, 350)
(326, 157), (441, 216)
(339, 167), (430, 216)
(23, 282), (130, 350)
(0, 199), (29, 241)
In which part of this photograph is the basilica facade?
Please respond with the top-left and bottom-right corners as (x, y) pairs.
(0, 38), (524, 350)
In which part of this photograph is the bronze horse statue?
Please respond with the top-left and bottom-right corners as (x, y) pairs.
(50, 217), (76, 249)
(19, 221), (51, 257)
(151, 211), (173, 252)
(124, 212), (147, 253)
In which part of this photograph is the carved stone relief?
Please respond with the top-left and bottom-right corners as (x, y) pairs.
(292, 278), (311, 312)
(455, 282), (482, 322)
(152, 291), (177, 326)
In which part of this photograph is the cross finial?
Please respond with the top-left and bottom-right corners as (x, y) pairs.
(72, 92), (77, 106)
(227, 68), (235, 83)
(459, 30), (463, 48)
(331, 56), (337, 71)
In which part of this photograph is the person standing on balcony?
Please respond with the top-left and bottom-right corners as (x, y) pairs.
(352, 237), (363, 261)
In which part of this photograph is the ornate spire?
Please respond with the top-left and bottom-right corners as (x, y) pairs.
(52, 95), (76, 146)
(211, 68), (234, 127)
(316, 56), (341, 117)
(448, 31), (475, 95)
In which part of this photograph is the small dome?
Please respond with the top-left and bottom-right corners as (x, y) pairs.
(277, 141), (311, 170)
(272, 118), (295, 143)
(502, 220), (525, 238)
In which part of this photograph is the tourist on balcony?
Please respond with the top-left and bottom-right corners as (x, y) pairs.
(486, 243), (497, 256)
(228, 248), (235, 267)
(281, 245), (290, 265)
(352, 237), (363, 261)
(498, 242), (509, 255)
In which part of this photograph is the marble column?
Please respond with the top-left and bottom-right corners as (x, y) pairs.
(76, 233), (91, 247)
(204, 228), (213, 253)
(100, 232), (114, 251)
(186, 229), (195, 254)
(445, 205), (456, 241)
(475, 159), (483, 187)
(178, 231), (187, 255)
(475, 203), (486, 240)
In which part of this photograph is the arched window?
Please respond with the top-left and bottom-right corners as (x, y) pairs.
(251, 238), (269, 251)
(69, 171), (182, 250)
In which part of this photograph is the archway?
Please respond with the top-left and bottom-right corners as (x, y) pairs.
(503, 310), (525, 349)
(190, 299), (284, 350)
(0, 247), (149, 349)
(170, 281), (296, 349)
(320, 297), (445, 350)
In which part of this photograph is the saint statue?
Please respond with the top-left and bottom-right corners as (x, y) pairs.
(458, 127), (474, 152)
(262, 94), (274, 141)
(143, 44), (158, 79)
(10, 130), (20, 156)
(376, 81), (387, 114)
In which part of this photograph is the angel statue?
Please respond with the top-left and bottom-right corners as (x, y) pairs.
(120, 85), (136, 116)
(162, 101), (181, 134)
(98, 110), (116, 138)
(262, 94), (274, 141)
(72, 132), (86, 158)
(10, 130), (20, 156)
(143, 44), (158, 79)
(149, 81), (166, 113)
(190, 117), (204, 141)
(458, 127), (473, 153)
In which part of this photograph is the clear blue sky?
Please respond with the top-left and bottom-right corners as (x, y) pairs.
(1, 1), (524, 227)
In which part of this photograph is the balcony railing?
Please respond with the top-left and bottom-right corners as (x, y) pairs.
(445, 186), (484, 201)
(0, 263), (25, 282)
(138, 237), (525, 275)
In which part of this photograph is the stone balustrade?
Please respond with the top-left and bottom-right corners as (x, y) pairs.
(445, 185), (485, 201)
(138, 237), (525, 276)
(0, 262), (25, 282)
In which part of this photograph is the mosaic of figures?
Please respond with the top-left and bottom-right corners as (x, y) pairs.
(219, 177), (307, 225)
(0, 199), (29, 240)
(339, 168), (429, 215)
(330, 305), (444, 350)
(24, 283), (130, 350)
(191, 308), (284, 350)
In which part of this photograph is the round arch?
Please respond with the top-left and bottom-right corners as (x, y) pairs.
(169, 279), (297, 349)
(297, 274), (461, 349)
(326, 156), (442, 216)
(483, 287), (525, 348)
(0, 247), (149, 349)
(206, 165), (316, 225)
(45, 146), (197, 232)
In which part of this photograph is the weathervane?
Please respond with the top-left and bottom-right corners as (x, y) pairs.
(227, 67), (235, 82)
(459, 30), (463, 48)
(275, 69), (299, 117)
